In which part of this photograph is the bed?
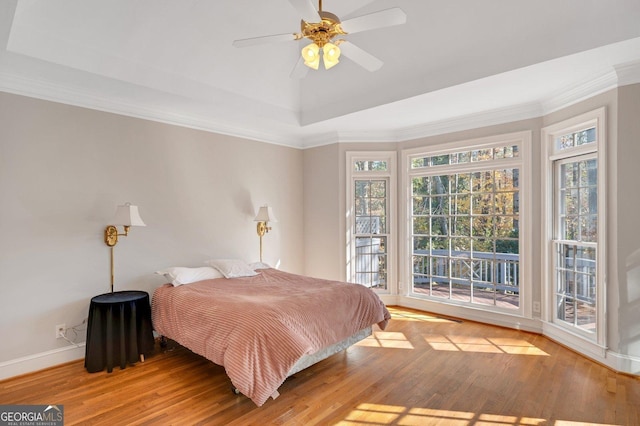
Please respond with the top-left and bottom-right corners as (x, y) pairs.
(151, 265), (391, 406)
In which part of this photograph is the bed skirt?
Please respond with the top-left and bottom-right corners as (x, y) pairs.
(287, 326), (372, 376)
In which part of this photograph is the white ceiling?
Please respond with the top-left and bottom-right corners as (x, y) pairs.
(1, 0), (640, 148)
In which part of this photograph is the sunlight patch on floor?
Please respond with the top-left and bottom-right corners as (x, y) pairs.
(423, 334), (549, 356)
(387, 307), (459, 323)
(336, 404), (618, 425)
(335, 403), (549, 425)
(356, 331), (414, 349)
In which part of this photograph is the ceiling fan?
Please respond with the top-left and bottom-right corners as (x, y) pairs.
(232, 0), (407, 78)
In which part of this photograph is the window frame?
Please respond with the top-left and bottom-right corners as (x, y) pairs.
(541, 107), (607, 351)
(346, 151), (397, 295)
(400, 131), (532, 317)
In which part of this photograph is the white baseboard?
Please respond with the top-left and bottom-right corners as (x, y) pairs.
(605, 350), (640, 375)
(397, 298), (640, 377)
(397, 296), (542, 334)
(542, 322), (607, 359)
(541, 322), (640, 376)
(0, 344), (85, 381)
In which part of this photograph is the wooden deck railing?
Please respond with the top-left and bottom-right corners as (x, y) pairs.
(413, 250), (520, 294)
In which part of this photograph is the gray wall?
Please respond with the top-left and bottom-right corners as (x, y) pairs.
(615, 83), (640, 361)
(0, 92), (304, 363)
(303, 143), (341, 280)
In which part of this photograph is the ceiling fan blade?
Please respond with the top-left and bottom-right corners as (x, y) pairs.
(290, 56), (310, 79)
(288, 0), (321, 23)
(339, 42), (383, 72)
(341, 8), (407, 34)
(233, 33), (298, 48)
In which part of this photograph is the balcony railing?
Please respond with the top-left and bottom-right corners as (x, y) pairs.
(412, 250), (520, 294)
(355, 236), (385, 288)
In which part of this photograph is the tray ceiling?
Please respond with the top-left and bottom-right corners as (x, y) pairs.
(2, 0), (640, 148)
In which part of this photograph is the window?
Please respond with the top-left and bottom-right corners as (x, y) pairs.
(403, 133), (531, 315)
(347, 152), (396, 293)
(541, 108), (606, 346)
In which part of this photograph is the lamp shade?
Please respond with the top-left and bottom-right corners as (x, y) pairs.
(302, 43), (320, 70)
(254, 205), (278, 223)
(323, 42), (341, 69)
(112, 203), (146, 227)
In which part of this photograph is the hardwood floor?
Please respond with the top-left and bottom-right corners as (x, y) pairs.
(1, 307), (638, 425)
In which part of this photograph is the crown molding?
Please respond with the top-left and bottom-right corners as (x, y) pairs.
(392, 102), (544, 142)
(296, 132), (339, 149)
(300, 102), (544, 148)
(1, 60), (633, 150)
(334, 65), (621, 145)
(541, 69), (619, 115)
(336, 130), (398, 144)
(0, 69), (304, 149)
(614, 59), (640, 87)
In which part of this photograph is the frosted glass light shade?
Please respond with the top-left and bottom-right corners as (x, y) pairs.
(323, 42), (341, 69)
(302, 43), (320, 70)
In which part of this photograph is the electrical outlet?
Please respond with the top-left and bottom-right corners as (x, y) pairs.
(55, 324), (66, 339)
(533, 302), (541, 313)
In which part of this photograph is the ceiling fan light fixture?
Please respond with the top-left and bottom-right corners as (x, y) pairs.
(233, 1), (406, 75)
(322, 42), (340, 69)
(302, 42), (320, 70)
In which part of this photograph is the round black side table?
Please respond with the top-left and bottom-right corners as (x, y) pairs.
(84, 290), (155, 373)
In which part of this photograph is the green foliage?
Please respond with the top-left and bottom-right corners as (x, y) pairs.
(411, 168), (520, 254)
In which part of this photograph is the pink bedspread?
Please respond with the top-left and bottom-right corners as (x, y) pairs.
(151, 268), (390, 406)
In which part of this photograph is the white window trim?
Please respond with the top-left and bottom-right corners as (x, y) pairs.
(346, 151), (397, 296)
(400, 131), (533, 319)
(540, 107), (607, 354)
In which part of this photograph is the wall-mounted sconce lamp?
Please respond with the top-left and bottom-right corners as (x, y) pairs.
(104, 203), (146, 292)
(254, 205), (277, 263)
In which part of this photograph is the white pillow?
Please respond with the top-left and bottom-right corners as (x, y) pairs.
(249, 261), (271, 270)
(155, 266), (224, 286)
(205, 259), (258, 278)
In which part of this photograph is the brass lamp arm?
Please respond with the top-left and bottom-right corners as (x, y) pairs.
(256, 221), (271, 262)
(105, 224), (133, 293)
(104, 225), (131, 247)
(256, 221), (271, 237)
